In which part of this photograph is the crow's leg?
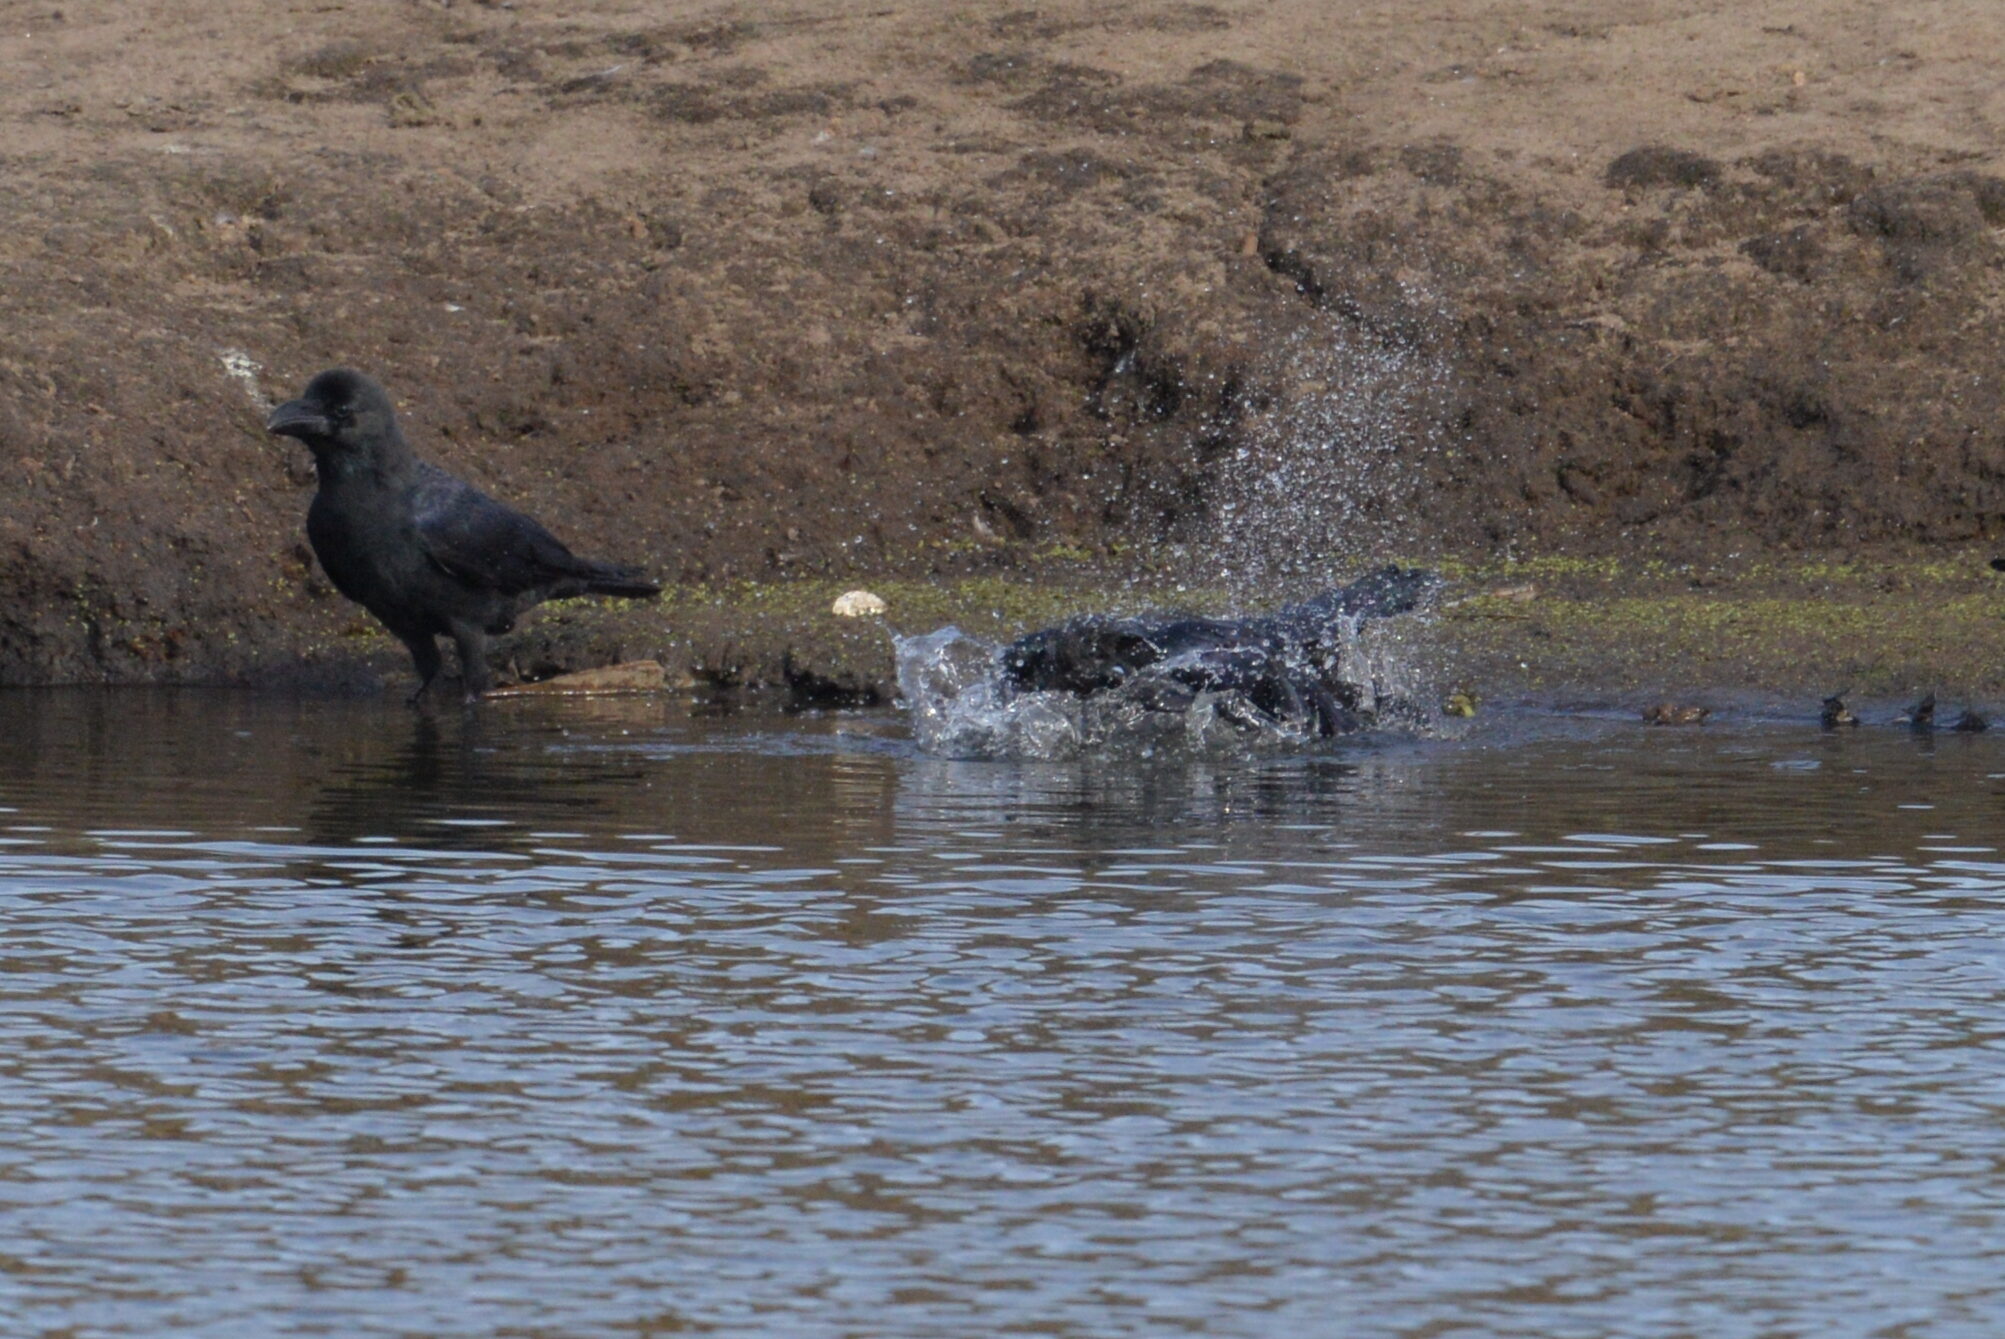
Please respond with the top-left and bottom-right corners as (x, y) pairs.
(450, 624), (492, 702)
(1246, 665), (1311, 731)
(1306, 683), (1360, 736)
(1213, 694), (1282, 733)
(399, 633), (445, 707)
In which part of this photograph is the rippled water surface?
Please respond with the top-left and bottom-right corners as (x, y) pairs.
(4, 690), (2005, 1336)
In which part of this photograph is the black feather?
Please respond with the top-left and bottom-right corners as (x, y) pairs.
(269, 368), (660, 702)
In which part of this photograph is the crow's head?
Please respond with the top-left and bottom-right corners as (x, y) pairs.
(266, 368), (401, 460)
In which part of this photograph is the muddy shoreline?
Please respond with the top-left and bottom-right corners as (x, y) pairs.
(148, 551), (2005, 720)
(3, 2), (2002, 694)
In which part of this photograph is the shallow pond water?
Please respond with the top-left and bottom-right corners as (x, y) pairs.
(2, 690), (2003, 1337)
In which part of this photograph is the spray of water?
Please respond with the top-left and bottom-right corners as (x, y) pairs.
(899, 303), (1454, 759)
(1206, 300), (1453, 596)
(895, 608), (1436, 761)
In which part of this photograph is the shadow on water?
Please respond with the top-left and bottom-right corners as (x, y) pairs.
(3, 689), (2005, 1337)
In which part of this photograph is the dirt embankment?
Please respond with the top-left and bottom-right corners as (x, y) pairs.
(2, 1), (2002, 690)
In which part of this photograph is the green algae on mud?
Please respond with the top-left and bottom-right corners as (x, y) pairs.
(219, 548), (2005, 712)
(1441, 550), (2005, 705)
(222, 572), (1229, 700)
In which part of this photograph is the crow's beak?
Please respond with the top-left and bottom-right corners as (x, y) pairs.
(266, 399), (329, 440)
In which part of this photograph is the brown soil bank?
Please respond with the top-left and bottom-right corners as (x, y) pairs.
(3, 1), (2002, 689)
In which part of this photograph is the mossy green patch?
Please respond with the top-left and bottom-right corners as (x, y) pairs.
(520, 548), (2005, 702)
(215, 546), (2005, 703)
(1440, 560), (2005, 699)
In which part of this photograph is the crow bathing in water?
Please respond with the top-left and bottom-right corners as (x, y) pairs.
(1000, 566), (1439, 736)
(267, 369), (660, 703)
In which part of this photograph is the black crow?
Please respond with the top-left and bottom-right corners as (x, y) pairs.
(1000, 566), (1438, 697)
(267, 368), (660, 703)
(997, 566), (1438, 736)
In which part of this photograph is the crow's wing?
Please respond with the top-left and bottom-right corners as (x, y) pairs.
(410, 463), (592, 595)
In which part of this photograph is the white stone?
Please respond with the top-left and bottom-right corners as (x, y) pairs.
(832, 589), (888, 618)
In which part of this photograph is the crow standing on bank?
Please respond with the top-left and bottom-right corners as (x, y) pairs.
(267, 368), (661, 703)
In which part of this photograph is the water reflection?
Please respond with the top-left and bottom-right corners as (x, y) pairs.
(1, 690), (2003, 1337)
(303, 712), (654, 850)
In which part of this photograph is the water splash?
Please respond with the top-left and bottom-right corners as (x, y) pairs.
(1206, 299), (1454, 596)
(896, 627), (1080, 760)
(895, 609), (1436, 761)
(901, 287), (1455, 760)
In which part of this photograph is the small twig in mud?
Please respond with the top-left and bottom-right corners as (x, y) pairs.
(760, 9), (899, 29)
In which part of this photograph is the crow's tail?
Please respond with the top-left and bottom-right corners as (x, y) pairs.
(575, 560), (662, 600)
(1279, 566), (1440, 626)
(1330, 565), (1441, 618)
